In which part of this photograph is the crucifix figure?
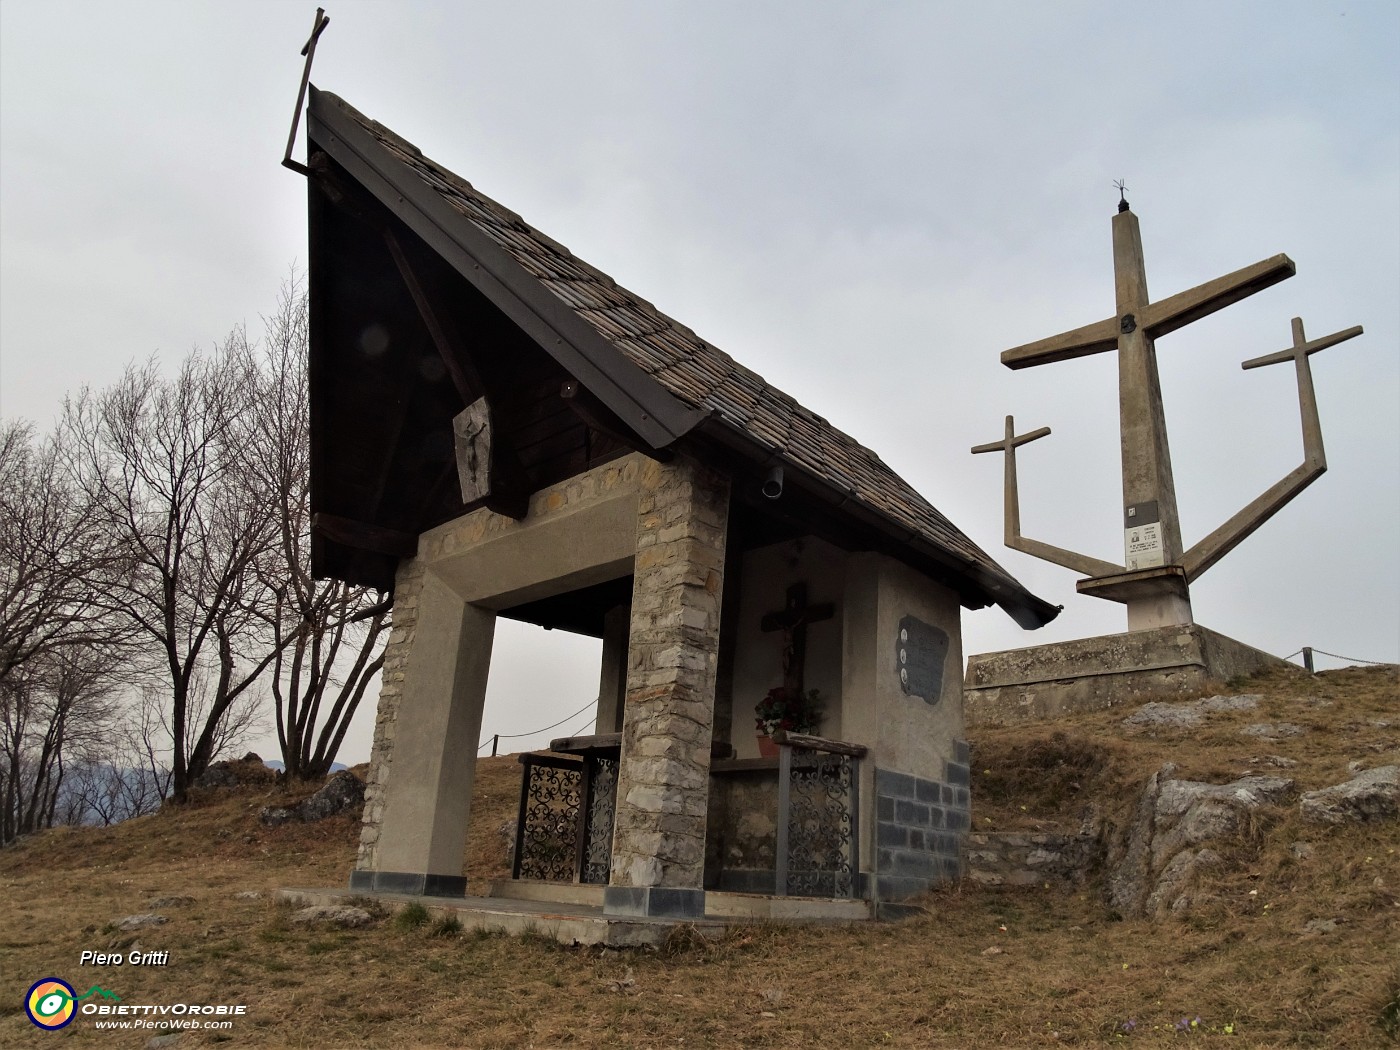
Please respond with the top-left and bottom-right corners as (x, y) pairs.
(974, 189), (1362, 631)
(760, 583), (834, 698)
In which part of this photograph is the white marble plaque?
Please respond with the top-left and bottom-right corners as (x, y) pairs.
(1125, 520), (1164, 570)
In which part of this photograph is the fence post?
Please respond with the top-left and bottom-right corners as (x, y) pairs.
(1302, 647), (1314, 673)
(492, 734), (499, 756)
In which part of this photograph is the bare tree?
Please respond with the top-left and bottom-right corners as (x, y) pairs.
(0, 644), (120, 845)
(0, 421), (135, 844)
(62, 343), (282, 802)
(241, 284), (390, 779)
(0, 422), (132, 688)
(57, 686), (176, 828)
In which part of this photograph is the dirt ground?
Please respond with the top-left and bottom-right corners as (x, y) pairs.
(1, 665), (1395, 1048)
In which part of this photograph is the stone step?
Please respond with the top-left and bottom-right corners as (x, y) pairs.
(964, 830), (1101, 888)
(279, 886), (725, 949)
(486, 878), (873, 922)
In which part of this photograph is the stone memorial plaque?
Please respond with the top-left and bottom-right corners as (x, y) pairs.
(896, 615), (948, 705)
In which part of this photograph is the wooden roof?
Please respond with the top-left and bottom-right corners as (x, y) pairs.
(304, 88), (1058, 629)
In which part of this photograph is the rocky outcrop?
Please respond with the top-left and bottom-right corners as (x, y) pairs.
(260, 770), (365, 827)
(196, 756), (275, 790)
(1120, 694), (1260, 733)
(1107, 763), (1294, 919)
(1299, 766), (1399, 825)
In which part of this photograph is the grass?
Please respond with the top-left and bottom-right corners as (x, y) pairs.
(0, 665), (1394, 1048)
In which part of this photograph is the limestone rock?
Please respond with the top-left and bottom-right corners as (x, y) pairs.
(1240, 722), (1306, 739)
(290, 905), (373, 928)
(195, 763), (241, 790)
(1299, 766), (1399, 825)
(260, 770), (365, 826)
(1121, 694), (1260, 733)
(233, 891), (264, 901)
(1107, 764), (1293, 920)
(1247, 755), (1298, 768)
(196, 757), (276, 790)
(117, 914), (169, 931)
(146, 1034), (182, 1049)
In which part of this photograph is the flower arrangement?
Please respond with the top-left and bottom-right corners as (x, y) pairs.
(754, 686), (823, 738)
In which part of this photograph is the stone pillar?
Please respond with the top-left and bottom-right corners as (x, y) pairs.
(604, 456), (729, 919)
(594, 603), (630, 734)
(349, 571), (494, 896)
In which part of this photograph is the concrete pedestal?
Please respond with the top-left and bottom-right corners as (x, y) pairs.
(964, 623), (1291, 726)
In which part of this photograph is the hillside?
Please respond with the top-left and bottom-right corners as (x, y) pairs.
(1, 665), (1395, 1048)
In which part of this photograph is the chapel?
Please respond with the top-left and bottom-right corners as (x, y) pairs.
(302, 87), (1057, 921)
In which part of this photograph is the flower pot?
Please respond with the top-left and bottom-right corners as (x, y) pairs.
(756, 734), (779, 759)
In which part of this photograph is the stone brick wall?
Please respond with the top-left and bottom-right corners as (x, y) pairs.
(609, 456), (729, 891)
(874, 741), (971, 901)
(965, 831), (1103, 888)
(355, 555), (426, 871)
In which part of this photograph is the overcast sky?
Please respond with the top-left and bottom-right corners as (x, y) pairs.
(2, 1), (1396, 765)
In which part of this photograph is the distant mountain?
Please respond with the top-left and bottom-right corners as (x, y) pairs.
(261, 760), (348, 773)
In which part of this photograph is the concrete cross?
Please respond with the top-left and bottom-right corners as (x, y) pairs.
(972, 416), (1121, 579)
(979, 196), (1362, 631)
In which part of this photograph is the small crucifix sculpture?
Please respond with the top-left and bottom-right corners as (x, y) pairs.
(760, 583), (834, 698)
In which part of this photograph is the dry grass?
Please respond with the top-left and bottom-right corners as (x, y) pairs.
(1, 666), (1395, 1048)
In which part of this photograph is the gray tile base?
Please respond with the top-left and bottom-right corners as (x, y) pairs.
(874, 756), (969, 900)
(603, 885), (705, 919)
(348, 869), (468, 897)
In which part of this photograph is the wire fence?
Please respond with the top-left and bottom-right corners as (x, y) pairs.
(470, 644), (1392, 755)
(1282, 646), (1396, 672)
(477, 697), (599, 756)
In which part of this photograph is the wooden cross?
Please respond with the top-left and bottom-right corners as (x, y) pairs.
(760, 583), (834, 698)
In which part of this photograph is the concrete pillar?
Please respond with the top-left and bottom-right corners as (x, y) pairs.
(595, 603), (630, 734)
(350, 572), (494, 896)
(605, 456), (729, 919)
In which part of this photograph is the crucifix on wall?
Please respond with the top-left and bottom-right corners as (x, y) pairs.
(760, 582), (834, 698)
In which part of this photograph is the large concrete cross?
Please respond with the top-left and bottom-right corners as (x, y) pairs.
(975, 196), (1362, 631)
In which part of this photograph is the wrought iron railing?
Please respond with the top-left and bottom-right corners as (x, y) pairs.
(773, 732), (865, 898)
(513, 733), (862, 898)
(512, 751), (617, 884)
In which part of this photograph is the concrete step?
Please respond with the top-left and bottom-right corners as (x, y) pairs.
(279, 886), (723, 948)
(488, 878), (873, 922)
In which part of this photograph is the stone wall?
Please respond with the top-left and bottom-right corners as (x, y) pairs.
(964, 624), (1290, 727)
(608, 456), (730, 907)
(965, 831), (1101, 888)
(355, 555), (426, 872)
(874, 747), (971, 903)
